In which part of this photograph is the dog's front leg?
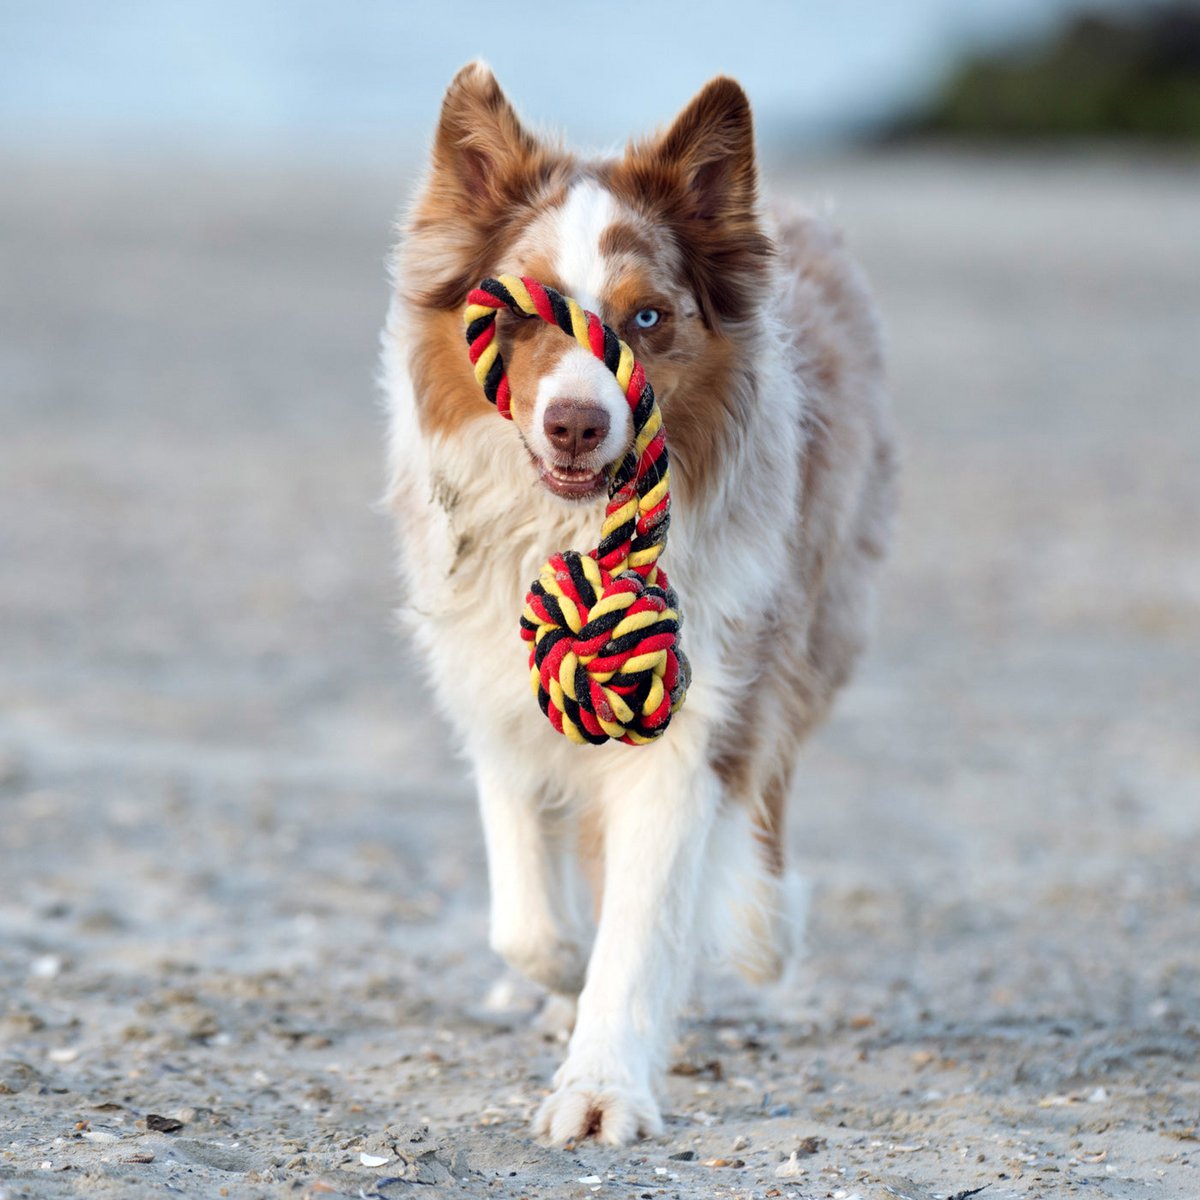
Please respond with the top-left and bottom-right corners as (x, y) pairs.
(534, 736), (718, 1146)
(476, 758), (589, 997)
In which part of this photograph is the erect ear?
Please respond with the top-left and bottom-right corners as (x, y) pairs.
(614, 78), (772, 327)
(431, 61), (541, 204)
(408, 63), (564, 309)
(656, 76), (759, 222)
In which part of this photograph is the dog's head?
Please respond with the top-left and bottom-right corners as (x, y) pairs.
(401, 62), (771, 502)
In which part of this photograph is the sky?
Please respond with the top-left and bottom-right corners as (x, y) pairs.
(0, 0), (1155, 163)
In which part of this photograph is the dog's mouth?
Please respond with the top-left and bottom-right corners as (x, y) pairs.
(537, 458), (609, 501)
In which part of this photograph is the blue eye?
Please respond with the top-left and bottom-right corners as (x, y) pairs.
(633, 308), (660, 329)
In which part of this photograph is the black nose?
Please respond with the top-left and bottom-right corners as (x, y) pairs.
(543, 400), (610, 459)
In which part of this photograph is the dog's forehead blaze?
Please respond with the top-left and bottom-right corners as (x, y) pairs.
(545, 179), (620, 314)
(497, 187), (625, 427)
(516, 180), (673, 320)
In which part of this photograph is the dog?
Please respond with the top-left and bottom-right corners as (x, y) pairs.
(381, 62), (896, 1146)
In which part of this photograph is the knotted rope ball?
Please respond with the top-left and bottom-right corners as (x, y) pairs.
(463, 275), (690, 746)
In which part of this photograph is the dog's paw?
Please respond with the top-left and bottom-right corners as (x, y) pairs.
(534, 1074), (662, 1147)
(531, 992), (577, 1040)
(481, 969), (544, 1016)
(491, 930), (588, 996)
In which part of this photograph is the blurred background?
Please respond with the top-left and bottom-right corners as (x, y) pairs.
(5, 0), (1200, 158)
(1, 3), (1198, 1197)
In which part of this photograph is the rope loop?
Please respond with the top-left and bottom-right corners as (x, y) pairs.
(463, 275), (689, 746)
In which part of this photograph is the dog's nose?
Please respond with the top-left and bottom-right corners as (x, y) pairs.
(543, 400), (610, 458)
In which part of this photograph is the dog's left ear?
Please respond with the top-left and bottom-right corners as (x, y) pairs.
(616, 78), (772, 327)
(656, 77), (759, 223)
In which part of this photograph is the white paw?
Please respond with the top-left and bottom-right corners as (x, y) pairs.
(534, 1073), (662, 1146)
(730, 868), (811, 984)
(532, 992), (577, 1040)
(481, 969), (542, 1016)
(491, 929), (588, 996)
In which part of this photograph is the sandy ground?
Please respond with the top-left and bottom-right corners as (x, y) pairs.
(0, 147), (1198, 1200)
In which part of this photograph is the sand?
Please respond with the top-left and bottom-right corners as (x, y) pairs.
(0, 147), (1197, 1200)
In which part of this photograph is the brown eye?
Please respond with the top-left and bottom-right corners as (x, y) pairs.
(499, 308), (536, 336)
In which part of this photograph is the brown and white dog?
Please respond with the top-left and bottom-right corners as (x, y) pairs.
(382, 62), (896, 1145)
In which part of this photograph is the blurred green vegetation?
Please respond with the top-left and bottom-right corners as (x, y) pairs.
(895, 4), (1200, 139)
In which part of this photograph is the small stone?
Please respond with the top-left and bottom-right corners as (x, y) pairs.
(360, 1152), (391, 1167)
(776, 1152), (806, 1179)
(0, 1061), (40, 1095)
(1, 1013), (45, 1037)
(668, 1150), (696, 1161)
(145, 1114), (184, 1133)
(77, 909), (126, 933)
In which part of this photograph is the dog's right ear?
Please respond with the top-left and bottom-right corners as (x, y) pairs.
(407, 63), (557, 308)
(431, 61), (539, 204)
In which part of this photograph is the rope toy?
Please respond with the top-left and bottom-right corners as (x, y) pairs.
(463, 275), (690, 746)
